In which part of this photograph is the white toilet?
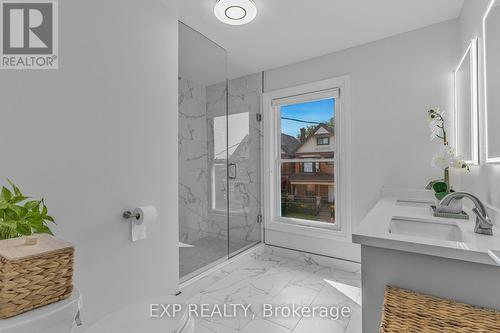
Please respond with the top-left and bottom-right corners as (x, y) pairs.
(0, 290), (194, 333)
(85, 295), (195, 333)
(0, 288), (82, 333)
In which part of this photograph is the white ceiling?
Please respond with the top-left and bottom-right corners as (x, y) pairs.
(178, 0), (464, 79)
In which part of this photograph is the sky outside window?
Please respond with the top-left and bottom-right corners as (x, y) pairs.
(281, 98), (335, 138)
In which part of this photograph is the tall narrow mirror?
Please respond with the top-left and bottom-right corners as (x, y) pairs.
(455, 39), (478, 165)
(484, 0), (500, 163)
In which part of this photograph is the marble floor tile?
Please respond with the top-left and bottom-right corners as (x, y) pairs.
(189, 294), (254, 333)
(240, 319), (291, 333)
(292, 316), (348, 333)
(344, 308), (362, 333)
(194, 322), (218, 333)
(187, 252), (362, 333)
(264, 284), (319, 329)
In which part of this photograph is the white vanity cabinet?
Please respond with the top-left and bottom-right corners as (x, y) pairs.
(353, 190), (500, 331)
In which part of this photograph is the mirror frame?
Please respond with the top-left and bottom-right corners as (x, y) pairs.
(454, 38), (479, 165)
(483, 0), (500, 163)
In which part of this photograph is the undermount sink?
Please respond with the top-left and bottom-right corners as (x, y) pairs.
(395, 199), (435, 208)
(389, 217), (463, 242)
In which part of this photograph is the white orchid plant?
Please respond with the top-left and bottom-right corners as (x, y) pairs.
(427, 108), (469, 200)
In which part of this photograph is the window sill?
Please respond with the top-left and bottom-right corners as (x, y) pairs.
(267, 217), (351, 242)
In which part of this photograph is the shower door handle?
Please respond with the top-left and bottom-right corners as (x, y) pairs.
(228, 163), (237, 180)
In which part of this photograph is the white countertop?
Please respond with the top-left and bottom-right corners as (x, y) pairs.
(352, 189), (500, 266)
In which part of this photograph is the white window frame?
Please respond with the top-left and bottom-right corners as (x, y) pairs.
(263, 76), (352, 240)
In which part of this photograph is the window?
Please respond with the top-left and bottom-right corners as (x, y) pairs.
(317, 137), (329, 145)
(303, 162), (313, 173)
(275, 92), (336, 225)
(264, 77), (351, 244)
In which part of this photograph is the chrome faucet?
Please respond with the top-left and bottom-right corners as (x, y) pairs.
(438, 192), (493, 235)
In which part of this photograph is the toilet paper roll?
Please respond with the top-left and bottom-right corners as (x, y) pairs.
(131, 206), (157, 242)
(132, 206), (158, 225)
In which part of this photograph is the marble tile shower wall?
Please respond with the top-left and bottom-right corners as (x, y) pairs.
(179, 73), (262, 247)
(179, 78), (211, 244)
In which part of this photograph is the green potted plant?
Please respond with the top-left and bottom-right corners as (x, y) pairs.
(0, 181), (74, 319)
(0, 180), (55, 240)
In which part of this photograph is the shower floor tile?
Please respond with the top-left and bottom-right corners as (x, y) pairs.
(180, 236), (251, 278)
(187, 252), (362, 333)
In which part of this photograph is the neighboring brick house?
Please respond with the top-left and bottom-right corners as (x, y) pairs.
(281, 133), (301, 189)
(281, 124), (335, 204)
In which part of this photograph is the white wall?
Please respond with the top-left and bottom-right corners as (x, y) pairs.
(455, 0), (500, 209)
(264, 20), (459, 258)
(0, 0), (179, 326)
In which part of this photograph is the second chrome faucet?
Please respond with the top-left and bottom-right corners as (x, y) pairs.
(438, 192), (493, 235)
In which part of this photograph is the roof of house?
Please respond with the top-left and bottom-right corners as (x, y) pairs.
(309, 124), (334, 137)
(292, 123), (334, 154)
(281, 133), (301, 154)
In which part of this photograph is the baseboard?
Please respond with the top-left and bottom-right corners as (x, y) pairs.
(264, 244), (361, 273)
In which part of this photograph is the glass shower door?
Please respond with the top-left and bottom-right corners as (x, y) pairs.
(227, 74), (263, 257)
(179, 23), (262, 281)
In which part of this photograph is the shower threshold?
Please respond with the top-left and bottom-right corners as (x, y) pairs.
(179, 239), (262, 284)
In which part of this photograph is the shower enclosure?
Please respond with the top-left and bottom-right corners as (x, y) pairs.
(178, 23), (262, 281)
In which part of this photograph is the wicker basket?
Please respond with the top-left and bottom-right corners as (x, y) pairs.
(0, 234), (74, 318)
(380, 286), (500, 332)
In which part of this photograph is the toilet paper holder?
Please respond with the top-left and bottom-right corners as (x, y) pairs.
(122, 206), (157, 242)
(123, 210), (141, 220)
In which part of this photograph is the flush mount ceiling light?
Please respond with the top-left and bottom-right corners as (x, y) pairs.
(214, 0), (257, 25)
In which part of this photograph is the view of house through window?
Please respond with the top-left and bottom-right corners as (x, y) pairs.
(280, 97), (336, 224)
